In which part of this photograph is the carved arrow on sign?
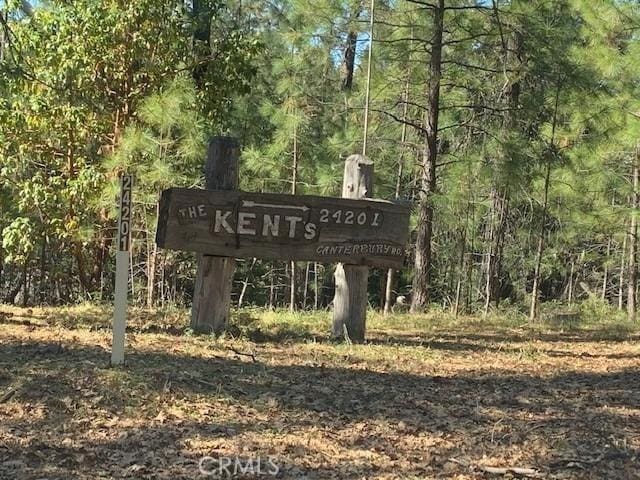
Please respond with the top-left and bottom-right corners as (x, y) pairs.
(157, 188), (410, 269)
(242, 200), (310, 212)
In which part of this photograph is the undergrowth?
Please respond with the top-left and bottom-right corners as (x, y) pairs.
(1, 299), (638, 344)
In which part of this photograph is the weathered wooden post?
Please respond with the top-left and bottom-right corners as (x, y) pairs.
(190, 137), (239, 334)
(157, 149), (408, 340)
(332, 154), (374, 342)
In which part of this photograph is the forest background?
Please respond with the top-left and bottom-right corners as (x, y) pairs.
(2, 0), (640, 323)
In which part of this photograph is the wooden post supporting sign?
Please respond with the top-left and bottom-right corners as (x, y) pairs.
(332, 154), (374, 343)
(190, 137), (240, 334)
(156, 142), (409, 342)
(111, 173), (132, 366)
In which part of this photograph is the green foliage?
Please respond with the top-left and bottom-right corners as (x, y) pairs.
(104, 76), (206, 211)
(0, 0), (258, 301)
(3, 0), (640, 318)
(1, 217), (36, 264)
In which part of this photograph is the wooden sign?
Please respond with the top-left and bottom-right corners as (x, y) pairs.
(156, 188), (410, 269)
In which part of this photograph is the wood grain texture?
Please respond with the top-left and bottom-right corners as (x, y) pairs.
(191, 254), (235, 334)
(156, 188), (410, 269)
(190, 137), (239, 334)
(332, 154), (374, 343)
(332, 263), (369, 341)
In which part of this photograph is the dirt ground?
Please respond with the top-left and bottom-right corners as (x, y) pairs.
(0, 305), (639, 479)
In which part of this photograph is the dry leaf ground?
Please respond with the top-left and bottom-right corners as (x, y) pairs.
(0, 305), (638, 479)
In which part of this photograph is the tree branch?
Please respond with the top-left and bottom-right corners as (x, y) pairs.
(442, 59), (513, 74)
(440, 104), (516, 113)
(405, 0), (436, 9)
(372, 108), (427, 135)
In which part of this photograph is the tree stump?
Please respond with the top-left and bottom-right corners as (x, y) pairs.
(332, 154), (374, 342)
(190, 137), (239, 334)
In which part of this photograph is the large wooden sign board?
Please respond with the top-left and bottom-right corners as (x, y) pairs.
(156, 188), (410, 269)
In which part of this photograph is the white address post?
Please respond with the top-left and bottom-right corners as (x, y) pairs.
(111, 174), (133, 366)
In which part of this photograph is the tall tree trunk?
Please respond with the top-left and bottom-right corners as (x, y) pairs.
(361, 0), (375, 156)
(619, 227), (627, 310)
(21, 263), (29, 308)
(454, 182), (472, 317)
(341, 1), (364, 91)
(4, 267), (24, 304)
(91, 214), (114, 300)
(602, 236), (611, 301)
(238, 258), (256, 309)
(628, 151), (639, 322)
(342, 32), (358, 90)
(454, 250), (469, 317)
(160, 251), (165, 308)
(290, 121), (299, 312)
(66, 123), (93, 297)
(530, 79), (560, 321)
(483, 192), (508, 316)
(146, 202), (159, 308)
(384, 56), (410, 316)
(0, 12), (7, 63)
(289, 265), (296, 312)
(73, 242), (93, 294)
(483, 17), (523, 315)
(269, 263), (275, 310)
(39, 237), (47, 304)
(147, 241), (158, 308)
(411, 0), (444, 313)
(303, 262), (310, 310)
(192, 0), (212, 89)
(314, 262), (319, 310)
(568, 257), (575, 307)
(529, 159), (552, 321)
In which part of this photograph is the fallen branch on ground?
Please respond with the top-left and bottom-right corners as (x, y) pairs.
(448, 457), (541, 478)
(0, 387), (17, 403)
(226, 346), (257, 362)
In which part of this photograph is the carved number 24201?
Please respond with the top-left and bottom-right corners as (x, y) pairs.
(319, 209), (381, 227)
